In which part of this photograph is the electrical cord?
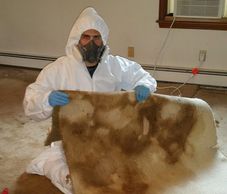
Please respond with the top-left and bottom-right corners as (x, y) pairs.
(169, 60), (205, 96)
(170, 74), (194, 95)
(152, 17), (184, 96)
(152, 17), (176, 77)
(157, 85), (182, 96)
(153, 17), (206, 96)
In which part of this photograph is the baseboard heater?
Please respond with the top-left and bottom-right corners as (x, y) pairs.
(0, 52), (226, 87)
(0, 52), (57, 69)
(144, 65), (227, 88)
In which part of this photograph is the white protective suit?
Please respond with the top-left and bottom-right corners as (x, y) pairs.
(23, 7), (157, 121)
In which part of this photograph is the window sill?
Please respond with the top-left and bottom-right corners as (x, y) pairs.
(157, 17), (227, 31)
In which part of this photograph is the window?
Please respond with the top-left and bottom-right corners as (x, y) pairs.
(157, 0), (227, 30)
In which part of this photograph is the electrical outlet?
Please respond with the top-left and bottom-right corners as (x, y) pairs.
(128, 47), (134, 58)
(199, 50), (207, 62)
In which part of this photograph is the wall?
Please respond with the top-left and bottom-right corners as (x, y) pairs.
(0, 0), (227, 86)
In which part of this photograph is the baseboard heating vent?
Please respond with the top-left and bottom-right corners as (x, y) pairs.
(0, 52), (57, 61)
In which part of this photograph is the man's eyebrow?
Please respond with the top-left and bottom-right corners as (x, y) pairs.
(82, 34), (90, 36)
(82, 34), (101, 36)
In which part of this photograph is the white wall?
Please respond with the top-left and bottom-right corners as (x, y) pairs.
(0, 0), (227, 86)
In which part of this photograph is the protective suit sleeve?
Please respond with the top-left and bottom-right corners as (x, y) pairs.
(115, 56), (157, 92)
(23, 64), (58, 121)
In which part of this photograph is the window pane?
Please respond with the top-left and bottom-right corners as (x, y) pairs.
(168, 0), (227, 17)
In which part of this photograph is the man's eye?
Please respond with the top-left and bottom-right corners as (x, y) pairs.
(93, 35), (101, 40)
(81, 34), (102, 42)
(82, 34), (90, 40)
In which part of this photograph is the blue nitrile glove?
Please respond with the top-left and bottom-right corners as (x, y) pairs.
(134, 85), (150, 102)
(48, 91), (69, 107)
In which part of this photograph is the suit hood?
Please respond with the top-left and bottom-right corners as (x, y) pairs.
(65, 7), (109, 57)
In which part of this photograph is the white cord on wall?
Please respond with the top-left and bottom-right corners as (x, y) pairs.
(153, 17), (205, 96)
(152, 17), (176, 77)
(170, 60), (205, 96)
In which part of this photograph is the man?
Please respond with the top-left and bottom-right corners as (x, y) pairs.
(20, 7), (157, 193)
(23, 7), (157, 121)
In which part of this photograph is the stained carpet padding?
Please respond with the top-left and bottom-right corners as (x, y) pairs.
(14, 91), (227, 194)
(58, 91), (225, 194)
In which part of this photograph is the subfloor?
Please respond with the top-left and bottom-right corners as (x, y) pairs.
(0, 65), (227, 191)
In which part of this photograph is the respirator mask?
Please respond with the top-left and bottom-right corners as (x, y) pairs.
(77, 40), (106, 64)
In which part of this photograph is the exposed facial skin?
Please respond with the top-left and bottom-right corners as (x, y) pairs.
(78, 29), (104, 67)
(79, 29), (103, 47)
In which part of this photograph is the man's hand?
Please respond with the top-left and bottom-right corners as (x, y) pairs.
(134, 85), (150, 102)
(48, 91), (69, 107)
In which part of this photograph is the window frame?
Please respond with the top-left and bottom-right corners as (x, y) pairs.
(157, 0), (227, 30)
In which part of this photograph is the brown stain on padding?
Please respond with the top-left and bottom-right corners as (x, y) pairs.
(121, 167), (149, 194)
(55, 91), (197, 194)
(45, 106), (61, 145)
(13, 172), (63, 194)
(159, 104), (196, 163)
(138, 96), (197, 163)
